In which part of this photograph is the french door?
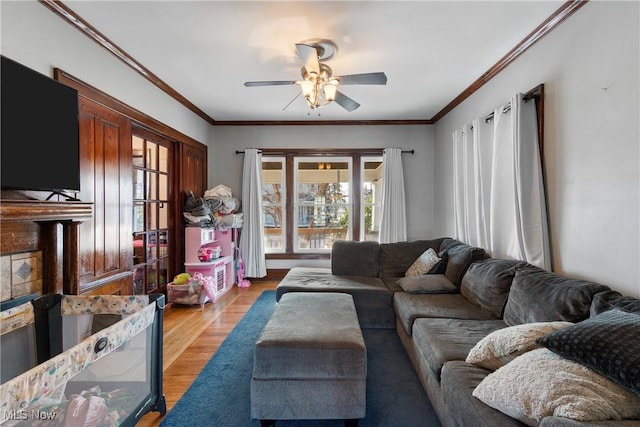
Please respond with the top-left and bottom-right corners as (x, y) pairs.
(132, 127), (174, 294)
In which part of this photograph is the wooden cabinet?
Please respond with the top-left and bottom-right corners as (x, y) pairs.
(75, 97), (133, 295)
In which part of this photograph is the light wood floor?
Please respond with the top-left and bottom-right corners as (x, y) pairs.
(137, 281), (279, 427)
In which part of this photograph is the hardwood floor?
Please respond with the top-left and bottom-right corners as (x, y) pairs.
(137, 281), (279, 427)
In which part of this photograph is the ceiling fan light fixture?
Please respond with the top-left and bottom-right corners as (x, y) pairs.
(323, 83), (337, 102)
(300, 79), (316, 100)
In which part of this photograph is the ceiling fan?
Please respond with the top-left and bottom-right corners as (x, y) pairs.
(244, 39), (387, 112)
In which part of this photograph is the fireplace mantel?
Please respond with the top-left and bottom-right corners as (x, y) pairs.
(1, 199), (93, 295)
(1, 200), (93, 222)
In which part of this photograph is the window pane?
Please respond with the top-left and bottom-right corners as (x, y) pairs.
(262, 158), (285, 253)
(146, 263), (158, 292)
(147, 231), (158, 261)
(159, 202), (168, 228)
(362, 158), (383, 241)
(158, 230), (169, 258)
(133, 169), (144, 200)
(146, 142), (157, 170)
(158, 174), (168, 200)
(148, 172), (157, 200)
(133, 202), (145, 232)
(158, 145), (169, 173)
(132, 136), (144, 168)
(133, 233), (146, 264)
(295, 157), (351, 251)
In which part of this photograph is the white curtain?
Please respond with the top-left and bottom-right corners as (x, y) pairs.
(489, 94), (551, 269)
(452, 120), (490, 249)
(379, 147), (407, 243)
(239, 149), (267, 278)
(452, 93), (551, 270)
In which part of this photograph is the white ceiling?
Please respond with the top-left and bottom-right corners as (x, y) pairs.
(64, 1), (564, 122)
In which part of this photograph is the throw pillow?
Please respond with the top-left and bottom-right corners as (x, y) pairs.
(396, 275), (457, 294)
(405, 248), (440, 277)
(427, 250), (448, 274)
(472, 348), (640, 427)
(466, 321), (573, 370)
(536, 308), (640, 395)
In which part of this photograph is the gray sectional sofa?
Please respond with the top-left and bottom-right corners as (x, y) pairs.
(276, 238), (640, 427)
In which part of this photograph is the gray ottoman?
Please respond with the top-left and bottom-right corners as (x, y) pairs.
(251, 292), (367, 427)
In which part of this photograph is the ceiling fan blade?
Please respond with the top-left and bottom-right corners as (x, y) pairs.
(244, 80), (296, 87)
(295, 43), (320, 75)
(334, 91), (360, 112)
(282, 92), (303, 111)
(336, 72), (387, 85)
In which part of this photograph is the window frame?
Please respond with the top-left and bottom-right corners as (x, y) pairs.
(260, 149), (385, 258)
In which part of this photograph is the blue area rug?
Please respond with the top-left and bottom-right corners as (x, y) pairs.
(161, 291), (441, 427)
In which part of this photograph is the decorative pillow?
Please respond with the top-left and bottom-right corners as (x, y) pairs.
(472, 348), (640, 427)
(427, 250), (448, 274)
(405, 248), (440, 277)
(396, 274), (457, 294)
(536, 308), (640, 395)
(466, 321), (572, 370)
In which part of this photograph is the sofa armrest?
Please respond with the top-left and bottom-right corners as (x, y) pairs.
(331, 240), (380, 277)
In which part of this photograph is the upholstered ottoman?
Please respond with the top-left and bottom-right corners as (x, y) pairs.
(251, 292), (367, 427)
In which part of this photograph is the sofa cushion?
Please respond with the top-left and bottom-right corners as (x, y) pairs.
(439, 238), (489, 287)
(590, 290), (640, 316)
(396, 274), (457, 294)
(405, 248), (441, 277)
(331, 240), (380, 277)
(536, 308), (640, 396)
(466, 321), (572, 371)
(461, 258), (530, 318)
(412, 318), (505, 379)
(393, 292), (497, 336)
(503, 268), (610, 326)
(275, 267), (394, 328)
(378, 239), (443, 279)
(472, 348), (640, 427)
(440, 361), (525, 427)
(428, 250), (448, 274)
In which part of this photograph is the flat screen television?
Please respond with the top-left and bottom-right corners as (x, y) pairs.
(1, 55), (81, 196)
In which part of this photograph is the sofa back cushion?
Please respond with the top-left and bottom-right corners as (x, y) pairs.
(590, 290), (640, 316)
(503, 267), (610, 326)
(378, 239), (443, 279)
(439, 238), (489, 288)
(460, 258), (530, 318)
(331, 240), (380, 277)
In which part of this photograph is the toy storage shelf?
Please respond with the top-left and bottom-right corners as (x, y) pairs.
(184, 227), (236, 301)
(184, 256), (233, 302)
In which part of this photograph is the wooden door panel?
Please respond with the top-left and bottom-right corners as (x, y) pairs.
(77, 97), (131, 292)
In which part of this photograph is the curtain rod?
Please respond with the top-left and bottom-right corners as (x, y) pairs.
(235, 149), (415, 155)
(483, 87), (540, 124)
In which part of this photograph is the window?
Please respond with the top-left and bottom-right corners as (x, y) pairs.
(262, 157), (286, 253)
(294, 157), (352, 252)
(261, 150), (384, 255)
(361, 157), (383, 241)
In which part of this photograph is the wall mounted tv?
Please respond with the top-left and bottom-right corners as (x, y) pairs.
(1, 55), (81, 196)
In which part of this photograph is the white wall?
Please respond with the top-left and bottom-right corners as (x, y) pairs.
(433, 1), (640, 297)
(211, 125), (434, 268)
(0, 1), (210, 143)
